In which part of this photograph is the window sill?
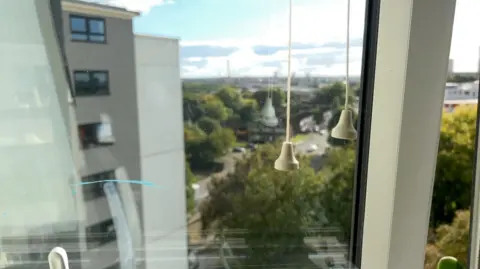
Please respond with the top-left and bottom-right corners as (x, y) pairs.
(82, 142), (114, 151)
(70, 39), (107, 45)
(75, 92), (111, 97)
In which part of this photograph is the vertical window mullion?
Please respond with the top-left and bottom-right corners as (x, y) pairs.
(467, 78), (480, 269)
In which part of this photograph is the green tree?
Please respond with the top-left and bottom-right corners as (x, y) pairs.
(317, 144), (356, 241)
(185, 160), (198, 213)
(431, 105), (476, 226)
(185, 139), (217, 170)
(208, 128), (236, 156)
(184, 123), (206, 142)
(201, 95), (230, 122)
(197, 116), (221, 134)
(312, 82), (354, 111)
(200, 142), (327, 267)
(252, 88), (286, 109)
(183, 93), (205, 122)
(215, 87), (243, 113)
(238, 98), (259, 122)
(425, 210), (470, 269)
(447, 74), (477, 83)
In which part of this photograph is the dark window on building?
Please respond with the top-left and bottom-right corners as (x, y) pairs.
(73, 70), (109, 96)
(70, 15), (105, 43)
(82, 170), (116, 201)
(86, 219), (116, 249)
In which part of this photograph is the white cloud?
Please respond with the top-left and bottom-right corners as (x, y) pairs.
(181, 44), (364, 78)
(81, 0), (172, 13)
(179, 0), (367, 78)
(449, 0), (480, 72)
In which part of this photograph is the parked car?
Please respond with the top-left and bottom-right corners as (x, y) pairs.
(233, 147), (246, 153)
(306, 144), (318, 153)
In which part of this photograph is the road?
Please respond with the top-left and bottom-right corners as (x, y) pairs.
(194, 133), (329, 204)
(194, 152), (242, 205)
(295, 132), (329, 156)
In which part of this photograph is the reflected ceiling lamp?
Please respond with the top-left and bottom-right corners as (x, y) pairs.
(331, 0), (357, 141)
(48, 247), (69, 269)
(260, 80), (279, 127)
(275, 0), (299, 171)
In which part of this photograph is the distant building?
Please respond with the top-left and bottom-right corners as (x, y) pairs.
(443, 80), (479, 112)
(247, 121), (286, 143)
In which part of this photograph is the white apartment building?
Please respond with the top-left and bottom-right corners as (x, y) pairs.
(135, 34), (188, 269)
(0, 2), (187, 269)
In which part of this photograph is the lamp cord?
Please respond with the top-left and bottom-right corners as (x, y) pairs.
(344, 0), (351, 109)
(285, 0), (293, 141)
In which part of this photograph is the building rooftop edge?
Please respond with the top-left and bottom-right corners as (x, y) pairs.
(135, 33), (181, 41)
(62, 0), (140, 19)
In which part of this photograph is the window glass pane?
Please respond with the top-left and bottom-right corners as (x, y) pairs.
(92, 72), (108, 85)
(0, 1), (79, 269)
(71, 33), (87, 41)
(89, 35), (105, 43)
(89, 19), (104, 34)
(74, 72), (89, 83)
(70, 17), (86, 32)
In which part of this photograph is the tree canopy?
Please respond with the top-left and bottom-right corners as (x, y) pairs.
(431, 105), (476, 226)
(252, 88), (286, 110)
(199, 142), (356, 266)
(185, 160), (198, 214)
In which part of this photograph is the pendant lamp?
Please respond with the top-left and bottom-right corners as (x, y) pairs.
(260, 86), (279, 127)
(331, 0), (357, 141)
(275, 0), (299, 171)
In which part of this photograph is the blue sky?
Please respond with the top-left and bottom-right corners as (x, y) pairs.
(90, 0), (480, 78)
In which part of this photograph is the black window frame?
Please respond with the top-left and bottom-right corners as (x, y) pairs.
(73, 70), (110, 96)
(69, 14), (106, 44)
(348, 0), (381, 266)
(82, 170), (117, 201)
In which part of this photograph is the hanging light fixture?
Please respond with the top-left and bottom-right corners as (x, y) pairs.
(331, 0), (357, 140)
(260, 80), (279, 127)
(275, 0), (299, 171)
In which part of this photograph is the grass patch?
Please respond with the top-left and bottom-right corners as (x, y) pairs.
(234, 141), (247, 147)
(292, 134), (308, 143)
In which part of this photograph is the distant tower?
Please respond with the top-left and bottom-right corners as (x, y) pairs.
(448, 59), (454, 76)
(227, 59), (231, 79)
(478, 46), (480, 75)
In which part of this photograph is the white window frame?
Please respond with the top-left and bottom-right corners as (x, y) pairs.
(360, 1), (456, 269)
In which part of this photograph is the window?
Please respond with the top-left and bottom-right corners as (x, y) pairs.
(82, 170), (116, 201)
(78, 121), (114, 149)
(86, 219), (116, 249)
(70, 15), (106, 43)
(73, 70), (109, 96)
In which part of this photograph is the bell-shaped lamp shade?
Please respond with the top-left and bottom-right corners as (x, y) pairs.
(48, 247), (70, 269)
(436, 257), (461, 269)
(275, 141), (299, 171)
(331, 109), (357, 140)
(260, 96), (279, 127)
